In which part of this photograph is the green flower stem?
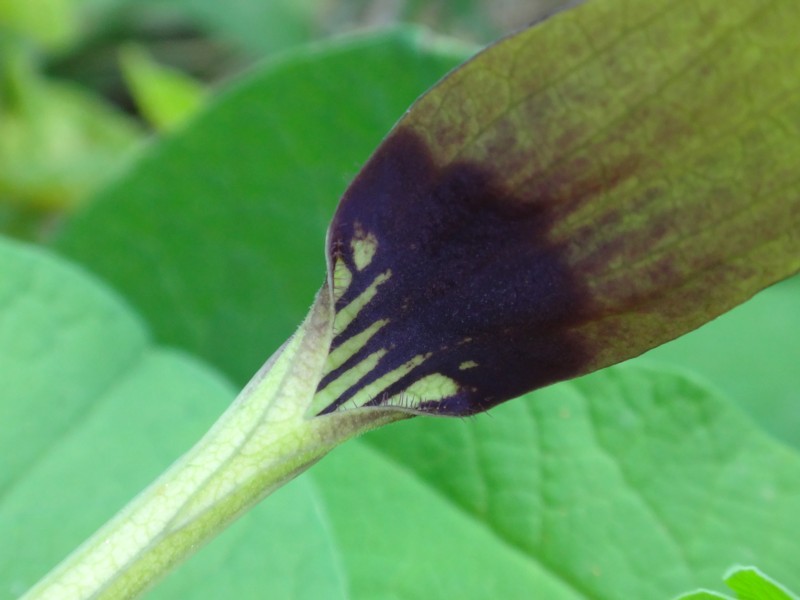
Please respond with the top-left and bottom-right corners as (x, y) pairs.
(22, 290), (408, 600)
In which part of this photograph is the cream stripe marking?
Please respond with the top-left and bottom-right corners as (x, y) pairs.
(334, 269), (392, 335)
(313, 349), (387, 413)
(396, 373), (459, 405)
(343, 353), (431, 410)
(322, 318), (389, 378)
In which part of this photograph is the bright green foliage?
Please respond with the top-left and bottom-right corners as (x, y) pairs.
(0, 238), (234, 596)
(0, 48), (140, 214)
(640, 276), (800, 448)
(725, 567), (800, 600)
(119, 45), (206, 131)
(678, 566), (800, 600)
(0, 0), (77, 49)
(55, 28), (474, 385)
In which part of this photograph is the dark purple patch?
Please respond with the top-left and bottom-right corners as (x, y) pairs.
(318, 128), (597, 416)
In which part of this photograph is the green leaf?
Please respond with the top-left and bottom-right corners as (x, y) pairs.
(640, 276), (800, 448)
(0, 237), (235, 594)
(309, 426), (584, 600)
(119, 44), (206, 132)
(0, 237), (145, 498)
(342, 365), (800, 599)
(677, 592), (735, 600)
(0, 0), (77, 50)
(318, 0), (800, 415)
(153, 0), (320, 56)
(725, 567), (799, 600)
(146, 477), (348, 600)
(54, 27), (474, 385)
(678, 566), (800, 600)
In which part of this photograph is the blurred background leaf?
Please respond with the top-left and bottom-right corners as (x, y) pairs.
(119, 43), (205, 130)
(0, 0), (578, 240)
(678, 566), (800, 600)
(638, 276), (800, 449)
(0, 0), (77, 50)
(139, 0), (583, 58)
(150, 0), (321, 57)
(0, 41), (140, 237)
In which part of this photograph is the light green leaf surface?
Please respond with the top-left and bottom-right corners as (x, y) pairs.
(0, 238), (222, 594)
(349, 366), (800, 599)
(0, 238), (147, 498)
(640, 276), (800, 448)
(55, 28), (474, 385)
(310, 428), (581, 600)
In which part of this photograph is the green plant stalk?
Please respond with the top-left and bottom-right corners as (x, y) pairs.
(22, 290), (408, 600)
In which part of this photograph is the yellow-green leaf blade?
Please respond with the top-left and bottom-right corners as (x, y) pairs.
(725, 566), (800, 600)
(119, 44), (207, 132)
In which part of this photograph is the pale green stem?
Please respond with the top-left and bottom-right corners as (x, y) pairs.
(22, 290), (408, 600)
